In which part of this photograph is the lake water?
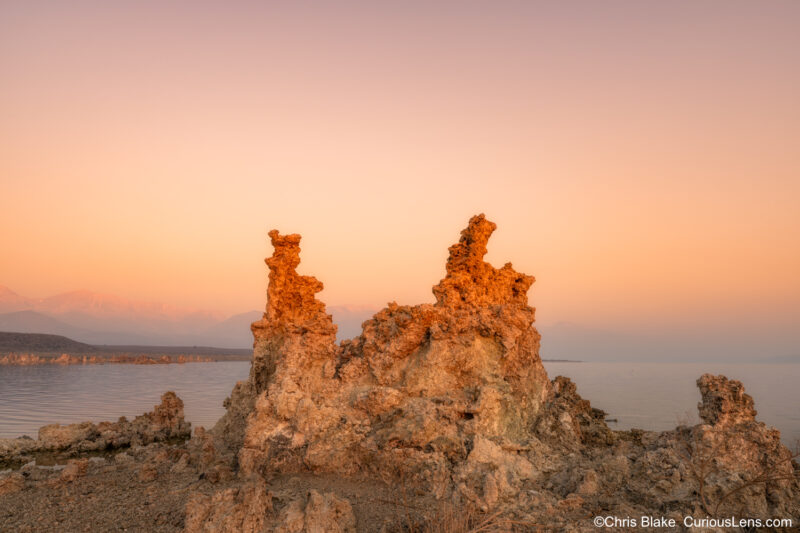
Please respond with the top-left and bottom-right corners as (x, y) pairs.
(0, 362), (251, 438)
(1, 361), (798, 446)
(545, 361), (800, 446)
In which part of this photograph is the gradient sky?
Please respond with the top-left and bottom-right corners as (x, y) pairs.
(2, 2), (799, 342)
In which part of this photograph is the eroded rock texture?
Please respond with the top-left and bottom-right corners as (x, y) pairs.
(188, 215), (799, 532)
(184, 483), (355, 533)
(697, 373), (757, 427)
(0, 391), (191, 467)
(209, 229), (338, 465)
(225, 215), (550, 498)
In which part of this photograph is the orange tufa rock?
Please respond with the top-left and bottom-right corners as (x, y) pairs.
(185, 214), (800, 532)
(206, 214), (552, 508)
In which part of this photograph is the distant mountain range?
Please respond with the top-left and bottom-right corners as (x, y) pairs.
(0, 331), (99, 353)
(1, 286), (795, 362)
(0, 286), (373, 348)
(0, 331), (252, 356)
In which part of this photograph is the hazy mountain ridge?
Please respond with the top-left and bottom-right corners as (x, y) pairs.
(0, 310), (193, 346)
(1, 286), (796, 361)
(0, 286), (376, 348)
(0, 331), (252, 358)
(0, 331), (98, 353)
(0, 286), (245, 347)
(0, 286), (222, 321)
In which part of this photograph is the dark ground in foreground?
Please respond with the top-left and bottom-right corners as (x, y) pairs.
(0, 442), (444, 533)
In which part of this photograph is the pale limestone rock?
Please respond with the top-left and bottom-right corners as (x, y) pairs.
(0, 472), (24, 496)
(59, 458), (88, 483)
(275, 490), (356, 533)
(697, 373), (757, 427)
(576, 470), (599, 496)
(184, 481), (273, 533)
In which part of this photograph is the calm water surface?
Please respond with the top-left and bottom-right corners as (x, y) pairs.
(545, 361), (800, 445)
(1, 361), (798, 445)
(0, 362), (250, 438)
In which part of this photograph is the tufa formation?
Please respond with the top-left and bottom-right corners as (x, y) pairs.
(1, 215), (796, 531)
(212, 214), (551, 492)
(0, 392), (191, 469)
(184, 214), (799, 532)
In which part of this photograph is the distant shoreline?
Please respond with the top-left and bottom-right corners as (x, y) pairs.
(0, 331), (586, 366)
(2, 355), (583, 366)
(0, 331), (251, 365)
(0, 352), (251, 366)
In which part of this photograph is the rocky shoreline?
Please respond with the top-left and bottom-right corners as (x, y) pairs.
(0, 392), (192, 470)
(1, 215), (798, 532)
